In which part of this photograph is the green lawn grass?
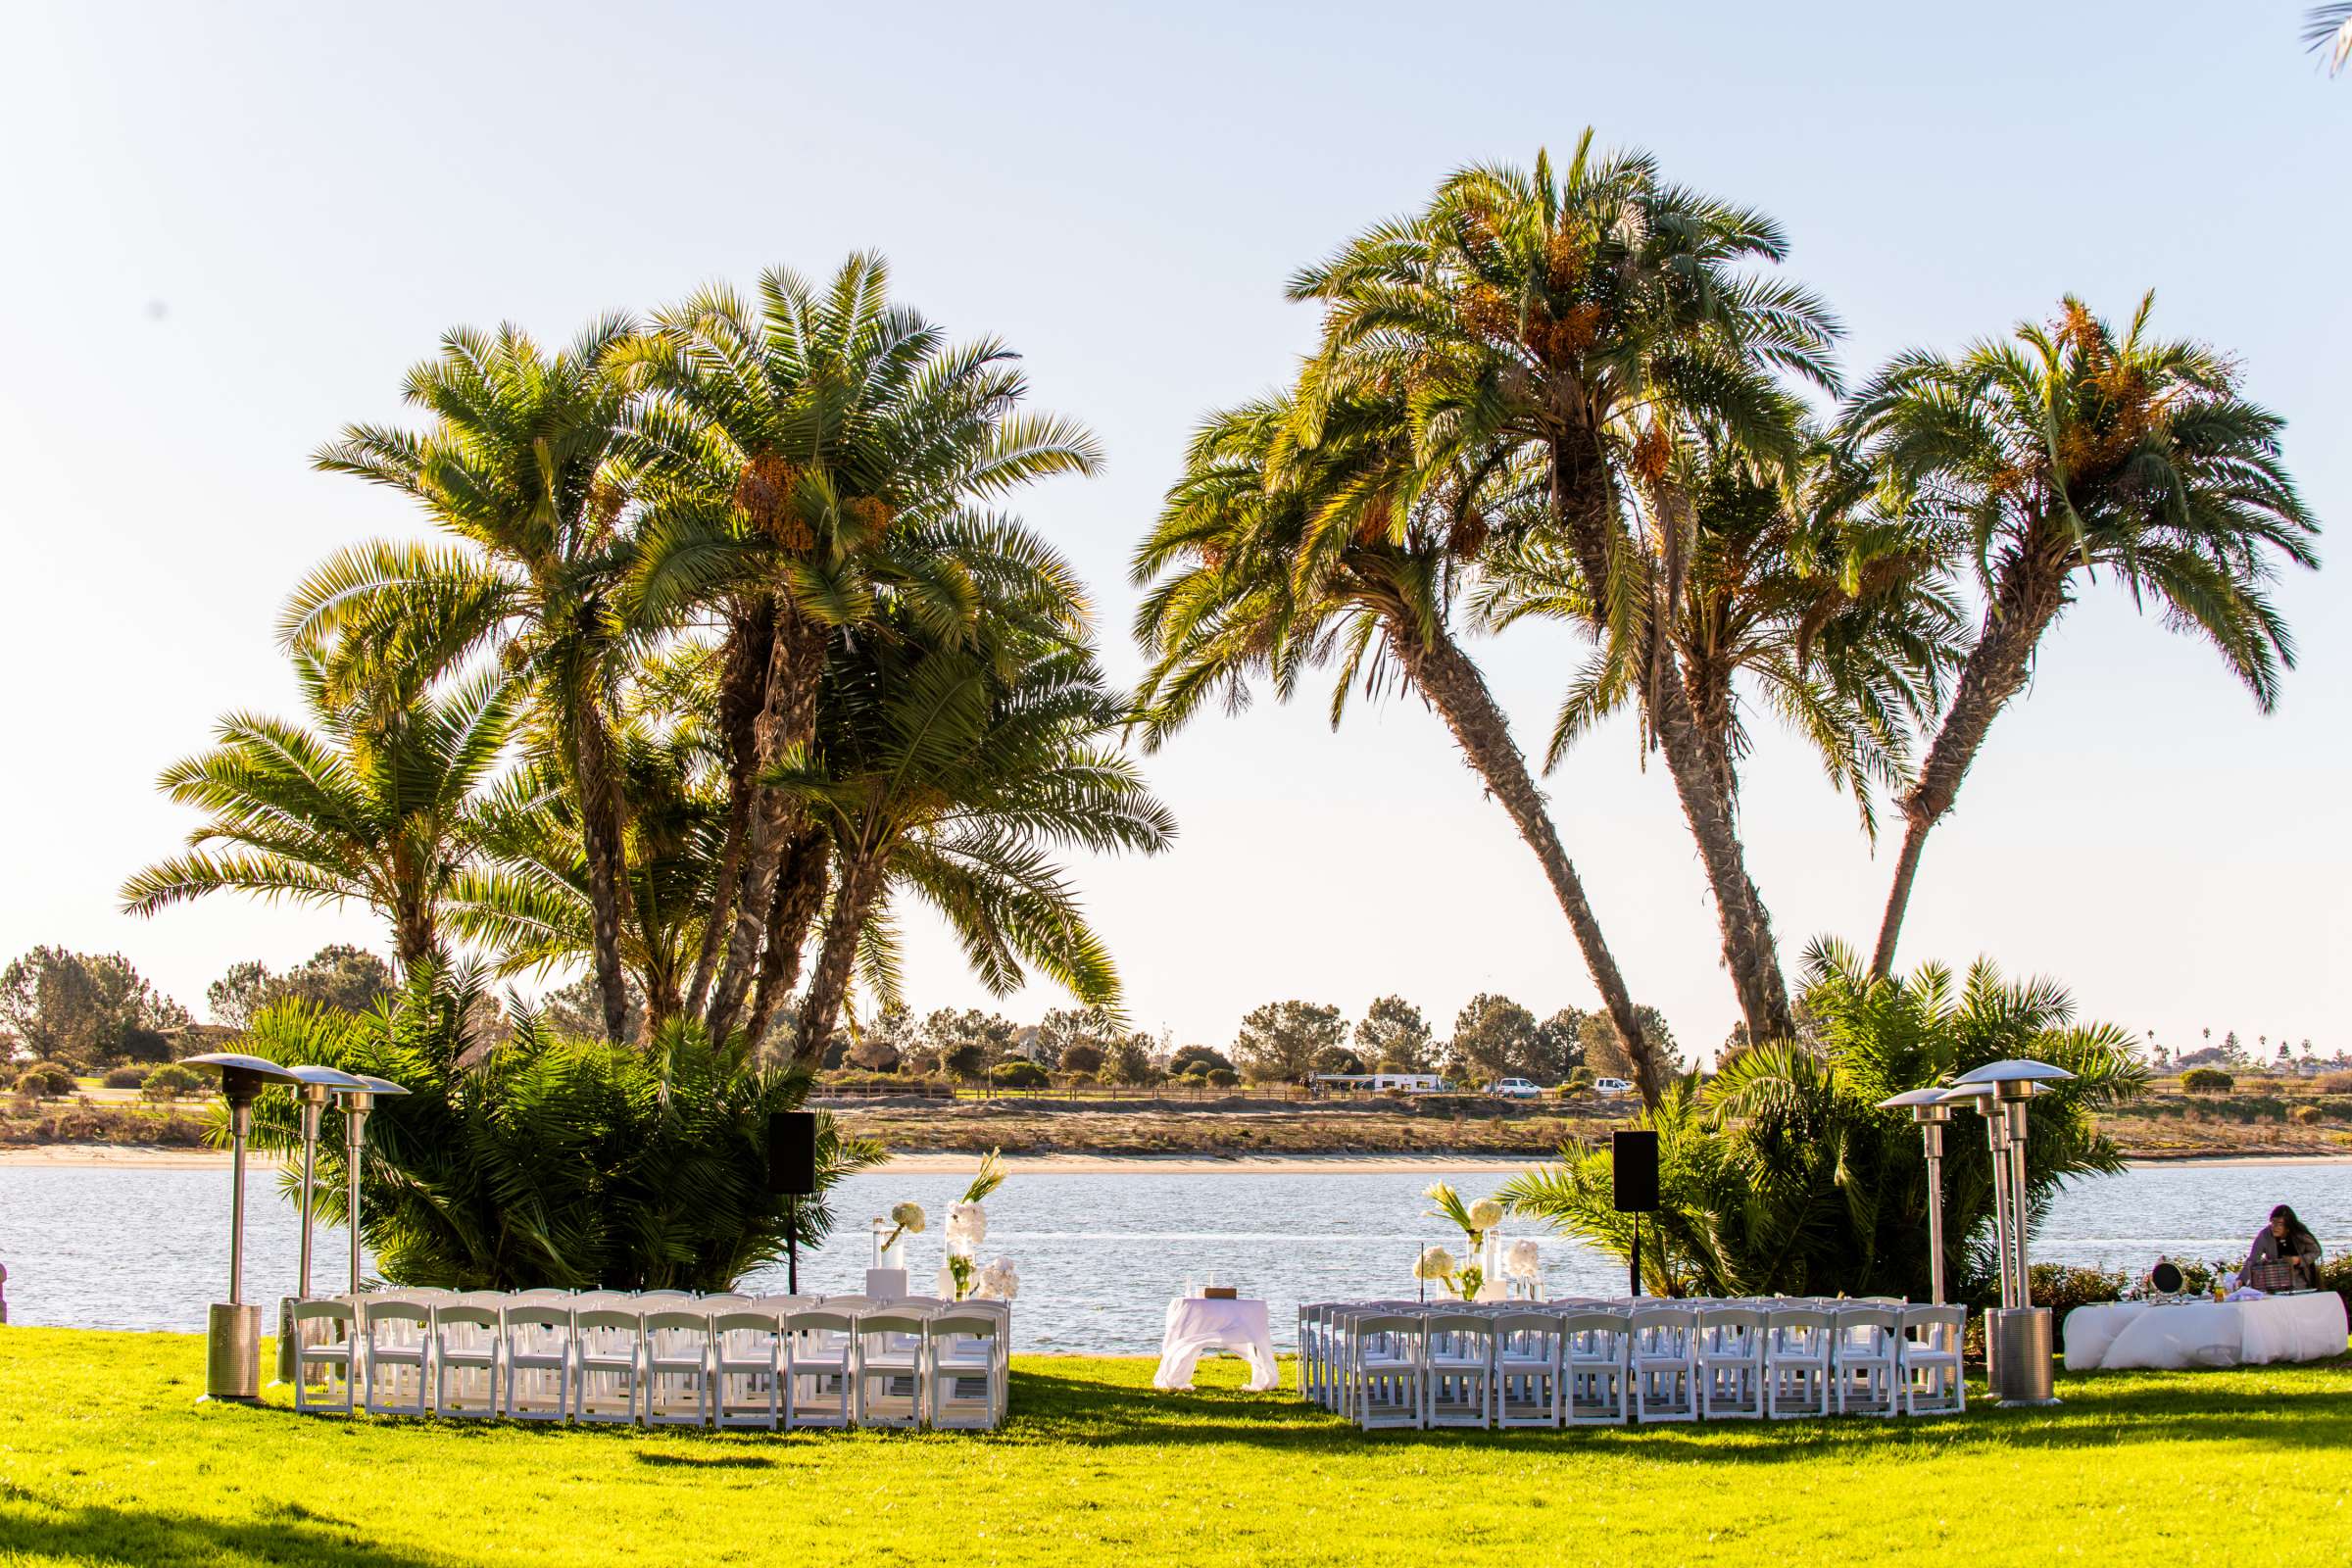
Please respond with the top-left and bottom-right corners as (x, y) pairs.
(3, 1327), (2349, 1566)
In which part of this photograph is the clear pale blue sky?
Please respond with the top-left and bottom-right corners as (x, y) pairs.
(3, 0), (2343, 1061)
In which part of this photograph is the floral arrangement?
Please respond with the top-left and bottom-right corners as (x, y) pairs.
(941, 1149), (1008, 1300)
(1421, 1183), (1504, 1299)
(1503, 1239), (1543, 1288)
(877, 1200), (926, 1256)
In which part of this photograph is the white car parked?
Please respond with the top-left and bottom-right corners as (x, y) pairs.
(1488, 1077), (1543, 1100)
(1592, 1077), (1635, 1098)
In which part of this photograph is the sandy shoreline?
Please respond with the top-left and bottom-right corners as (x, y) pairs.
(3, 1143), (2349, 1174)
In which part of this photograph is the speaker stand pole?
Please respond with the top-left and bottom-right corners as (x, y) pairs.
(786, 1197), (800, 1295)
(1629, 1215), (1642, 1298)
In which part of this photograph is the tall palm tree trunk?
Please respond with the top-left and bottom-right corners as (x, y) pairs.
(569, 700), (635, 1043)
(1389, 615), (1665, 1107)
(1549, 440), (1797, 1044)
(704, 605), (828, 1041)
(743, 831), (832, 1051)
(792, 849), (886, 1070)
(685, 604), (773, 1018)
(1870, 554), (2070, 976)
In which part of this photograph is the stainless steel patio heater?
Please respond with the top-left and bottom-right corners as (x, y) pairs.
(1877, 1088), (1956, 1305)
(181, 1051), (300, 1402)
(1945, 1059), (2075, 1405)
(328, 1074), (409, 1294)
(273, 1064), (367, 1384)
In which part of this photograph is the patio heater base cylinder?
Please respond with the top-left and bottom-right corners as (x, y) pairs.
(1987, 1306), (2057, 1406)
(203, 1302), (263, 1403)
(273, 1296), (299, 1385)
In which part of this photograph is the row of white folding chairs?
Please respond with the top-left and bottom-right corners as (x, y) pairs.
(1298, 1296), (1917, 1409)
(289, 1292), (1008, 1430)
(1301, 1299), (1965, 1430)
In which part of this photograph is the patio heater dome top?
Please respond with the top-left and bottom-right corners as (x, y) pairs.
(284, 1064), (368, 1091)
(333, 1074), (411, 1099)
(180, 1053), (298, 1080)
(1877, 1088), (1952, 1108)
(1953, 1058), (2076, 1086)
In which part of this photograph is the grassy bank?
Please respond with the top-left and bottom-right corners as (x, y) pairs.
(1, 1327), (2349, 1566)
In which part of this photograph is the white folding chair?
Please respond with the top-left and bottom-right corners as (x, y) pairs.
(501, 1301), (575, 1422)
(1348, 1312), (1424, 1431)
(1422, 1312), (1494, 1430)
(783, 1308), (857, 1429)
(1763, 1306), (1834, 1419)
(1492, 1311), (1565, 1429)
(1562, 1310), (1631, 1425)
(574, 1307), (644, 1424)
(926, 1311), (1004, 1430)
(712, 1309), (784, 1430)
(1833, 1305), (1901, 1416)
(1629, 1305), (1698, 1423)
(431, 1299), (500, 1417)
(361, 1298), (429, 1417)
(1899, 1304), (1967, 1417)
(291, 1299), (356, 1415)
(854, 1308), (930, 1429)
(1696, 1305), (1767, 1420)
(643, 1309), (713, 1427)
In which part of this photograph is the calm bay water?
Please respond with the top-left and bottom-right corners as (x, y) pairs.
(2, 1161), (2344, 1354)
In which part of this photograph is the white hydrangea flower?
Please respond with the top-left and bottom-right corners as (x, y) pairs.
(947, 1200), (989, 1250)
(1414, 1246), (1457, 1282)
(891, 1201), (927, 1234)
(1504, 1239), (1542, 1280)
(1468, 1198), (1504, 1232)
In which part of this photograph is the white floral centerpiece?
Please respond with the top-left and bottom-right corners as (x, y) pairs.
(1503, 1239), (1543, 1291)
(873, 1200), (926, 1268)
(1421, 1184), (1506, 1300)
(937, 1149), (1007, 1300)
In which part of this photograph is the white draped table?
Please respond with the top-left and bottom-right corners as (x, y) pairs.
(1152, 1298), (1280, 1392)
(2064, 1293), (2348, 1372)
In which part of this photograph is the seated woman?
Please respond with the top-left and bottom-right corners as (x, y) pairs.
(2242, 1204), (2324, 1291)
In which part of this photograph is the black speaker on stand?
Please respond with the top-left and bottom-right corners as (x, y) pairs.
(1612, 1129), (1660, 1297)
(769, 1111), (817, 1293)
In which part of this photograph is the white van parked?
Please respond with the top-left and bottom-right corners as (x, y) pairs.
(1592, 1077), (1635, 1098)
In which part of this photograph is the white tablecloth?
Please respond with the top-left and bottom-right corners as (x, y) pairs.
(1152, 1298), (1279, 1392)
(2064, 1294), (2348, 1371)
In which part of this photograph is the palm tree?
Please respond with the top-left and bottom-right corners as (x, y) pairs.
(289, 318), (642, 1040)
(122, 659), (514, 969)
(616, 255), (1101, 1043)
(1475, 426), (1959, 837)
(1134, 389), (1671, 1106)
(2306, 4), (2352, 74)
(1844, 296), (2319, 975)
(446, 715), (725, 1034)
(777, 604), (1176, 1068)
(1289, 135), (1841, 1046)
(1501, 940), (2145, 1298)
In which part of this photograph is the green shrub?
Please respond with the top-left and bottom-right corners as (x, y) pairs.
(940, 1043), (987, 1079)
(1204, 1067), (1241, 1087)
(103, 1064), (153, 1090)
(2290, 1104), (2324, 1126)
(2180, 1067), (2234, 1093)
(141, 1062), (206, 1101)
(1058, 1043), (1106, 1077)
(1503, 945), (2144, 1300)
(243, 973), (881, 1290)
(989, 1059), (1051, 1089)
(13, 1061), (76, 1100)
(2018, 1262), (2132, 1318)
